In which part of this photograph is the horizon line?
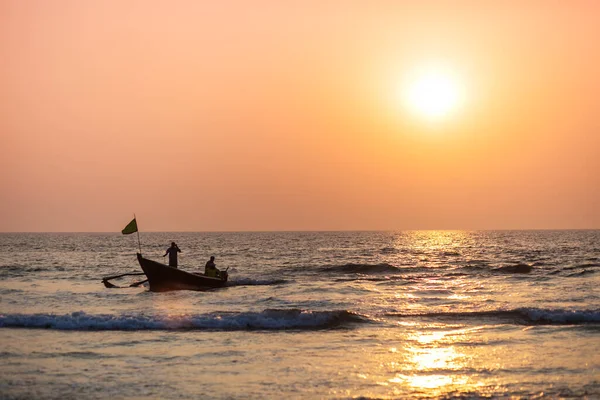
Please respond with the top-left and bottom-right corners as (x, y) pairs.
(1, 228), (598, 234)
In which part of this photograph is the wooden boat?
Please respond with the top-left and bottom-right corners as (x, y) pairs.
(137, 253), (228, 292)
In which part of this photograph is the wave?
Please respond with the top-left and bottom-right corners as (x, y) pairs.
(566, 270), (597, 277)
(321, 262), (543, 276)
(563, 263), (600, 271)
(227, 278), (289, 286)
(0, 309), (370, 331)
(492, 264), (533, 274)
(578, 262), (600, 268)
(0, 264), (66, 278)
(0, 265), (33, 278)
(333, 276), (417, 283)
(318, 263), (404, 274)
(385, 308), (600, 325)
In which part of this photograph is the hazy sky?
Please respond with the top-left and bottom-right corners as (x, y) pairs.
(1, 1), (599, 232)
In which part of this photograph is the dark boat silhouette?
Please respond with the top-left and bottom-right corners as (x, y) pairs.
(137, 253), (228, 292)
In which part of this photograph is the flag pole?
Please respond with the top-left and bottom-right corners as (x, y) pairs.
(135, 214), (142, 255)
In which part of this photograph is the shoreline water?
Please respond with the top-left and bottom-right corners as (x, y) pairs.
(1, 230), (599, 398)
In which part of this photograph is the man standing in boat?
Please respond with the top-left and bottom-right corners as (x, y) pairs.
(205, 256), (220, 277)
(163, 242), (181, 268)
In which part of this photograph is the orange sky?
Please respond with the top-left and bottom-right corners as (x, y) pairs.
(1, 1), (598, 232)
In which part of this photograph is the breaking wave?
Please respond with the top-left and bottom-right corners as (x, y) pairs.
(0, 309), (370, 331)
(385, 308), (600, 325)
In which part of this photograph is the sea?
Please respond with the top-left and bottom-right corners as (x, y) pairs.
(1, 230), (599, 399)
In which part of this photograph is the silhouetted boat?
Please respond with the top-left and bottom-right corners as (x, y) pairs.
(136, 253), (228, 292)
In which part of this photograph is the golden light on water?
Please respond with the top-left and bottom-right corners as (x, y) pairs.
(389, 374), (463, 390)
(360, 231), (518, 397)
(384, 329), (480, 397)
(408, 346), (460, 370)
(413, 327), (483, 345)
(400, 230), (472, 250)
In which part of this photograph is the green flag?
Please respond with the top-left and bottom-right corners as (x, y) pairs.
(121, 218), (138, 235)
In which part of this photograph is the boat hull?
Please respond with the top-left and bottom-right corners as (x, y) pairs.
(137, 253), (228, 292)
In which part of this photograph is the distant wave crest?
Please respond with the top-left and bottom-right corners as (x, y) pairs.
(0, 264), (66, 278)
(385, 308), (600, 325)
(0, 309), (369, 331)
(227, 278), (288, 287)
(492, 264), (533, 274)
(319, 263), (400, 274)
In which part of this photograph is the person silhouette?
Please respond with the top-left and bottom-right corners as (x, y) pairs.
(163, 242), (181, 267)
(204, 256), (220, 277)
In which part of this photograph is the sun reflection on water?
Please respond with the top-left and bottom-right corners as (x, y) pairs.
(389, 373), (464, 390)
(380, 326), (488, 397)
(398, 230), (473, 253)
(363, 230), (512, 397)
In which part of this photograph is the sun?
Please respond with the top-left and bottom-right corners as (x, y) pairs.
(402, 66), (465, 120)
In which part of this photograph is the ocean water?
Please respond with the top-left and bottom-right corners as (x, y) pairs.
(1, 230), (599, 399)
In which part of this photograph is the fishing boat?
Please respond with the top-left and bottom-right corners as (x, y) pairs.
(136, 253), (228, 292)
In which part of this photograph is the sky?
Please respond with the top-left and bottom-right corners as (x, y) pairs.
(1, 1), (599, 232)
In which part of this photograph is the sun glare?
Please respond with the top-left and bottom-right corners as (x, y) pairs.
(402, 66), (465, 120)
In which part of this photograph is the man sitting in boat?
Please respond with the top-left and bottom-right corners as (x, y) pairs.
(204, 256), (221, 278)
